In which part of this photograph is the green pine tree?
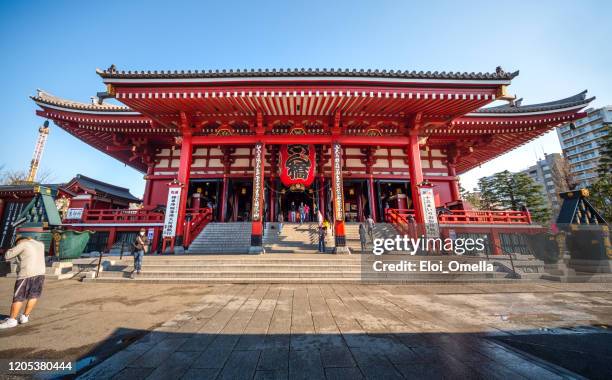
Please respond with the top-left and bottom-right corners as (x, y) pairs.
(597, 124), (612, 175)
(588, 124), (612, 221)
(477, 176), (498, 210)
(475, 170), (551, 224)
(589, 176), (611, 222)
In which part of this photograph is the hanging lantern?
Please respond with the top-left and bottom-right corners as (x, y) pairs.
(280, 144), (316, 187)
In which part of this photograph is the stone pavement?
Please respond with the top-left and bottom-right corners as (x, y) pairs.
(78, 282), (612, 379)
(0, 278), (211, 364)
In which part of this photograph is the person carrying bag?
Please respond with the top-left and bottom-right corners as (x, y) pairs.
(132, 228), (150, 278)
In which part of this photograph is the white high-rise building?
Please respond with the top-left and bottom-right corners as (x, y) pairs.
(519, 153), (567, 218)
(557, 105), (611, 188)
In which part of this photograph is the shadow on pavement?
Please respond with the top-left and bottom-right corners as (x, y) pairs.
(67, 325), (612, 380)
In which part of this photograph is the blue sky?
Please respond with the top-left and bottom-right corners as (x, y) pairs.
(1, 0), (610, 196)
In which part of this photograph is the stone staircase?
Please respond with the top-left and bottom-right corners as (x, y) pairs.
(262, 222), (399, 254)
(84, 254), (524, 284)
(80, 221), (556, 284)
(187, 222), (251, 254)
(186, 221), (401, 255)
(264, 223), (327, 253)
(344, 222), (399, 253)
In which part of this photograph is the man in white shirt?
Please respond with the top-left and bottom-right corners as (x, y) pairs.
(365, 215), (375, 242)
(0, 236), (46, 329)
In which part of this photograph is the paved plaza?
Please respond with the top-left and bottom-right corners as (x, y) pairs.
(1, 279), (612, 379)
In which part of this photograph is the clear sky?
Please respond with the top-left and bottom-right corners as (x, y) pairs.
(1, 0), (610, 196)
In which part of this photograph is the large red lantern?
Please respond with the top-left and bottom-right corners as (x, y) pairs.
(279, 144), (316, 187)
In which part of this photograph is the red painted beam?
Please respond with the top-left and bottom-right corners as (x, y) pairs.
(190, 135), (411, 146)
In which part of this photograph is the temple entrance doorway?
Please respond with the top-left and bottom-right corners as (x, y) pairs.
(279, 186), (315, 223)
(343, 180), (375, 223)
(227, 179), (252, 222)
(376, 180), (412, 221)
(187, 179), (220, 220)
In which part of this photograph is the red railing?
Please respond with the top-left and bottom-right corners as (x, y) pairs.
(438, 210), (531, 224)
(183, 207), (213, 247)
(385, 208), (417, 236)
(385, 208), (531, 233)
(75, 209), (165, 223)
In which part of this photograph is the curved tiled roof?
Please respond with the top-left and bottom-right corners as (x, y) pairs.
(70, 174), (141, 202)
(97, 66), (519, 81)
(31, 90), (134, 112)
(474, 90), (594, 114)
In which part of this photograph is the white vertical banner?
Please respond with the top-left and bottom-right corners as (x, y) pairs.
(163, 187), (182, 238)
(419, 186), (440, 238)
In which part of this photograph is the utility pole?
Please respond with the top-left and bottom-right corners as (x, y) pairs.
(26, 120), (50, 182)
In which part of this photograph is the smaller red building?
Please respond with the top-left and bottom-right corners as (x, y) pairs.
(0, 174), (141, 253)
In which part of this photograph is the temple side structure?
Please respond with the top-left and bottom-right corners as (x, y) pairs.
(28, 67), (593, 254)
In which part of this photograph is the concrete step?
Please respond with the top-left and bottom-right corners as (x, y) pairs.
(117, 264), (365, 271)
(86, 276), (529, 284)
(97, 270), (506, 279)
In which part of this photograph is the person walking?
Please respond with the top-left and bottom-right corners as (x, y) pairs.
(304, 204), (310, 222)
(359, 224), (368, 254)
(323, 218), (332, 239)
(290, 202), (296, 223)
(0, 236), (46, 329)
(365, 215), (375, 242)
(132, 228), (150, 278)
(318, 224), (327, 253)
(277, 213), (284, 235)
(299, 203), (305, 224)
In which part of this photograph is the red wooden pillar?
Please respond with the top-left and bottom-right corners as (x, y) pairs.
(143, 165), (154, 207)
(174, 133), (193, 247)
(448, 165), (461, 202)
(151, 227), (160, 254)
(357, 186), (364, 222)
(106, 228), (116, 251)
(407, 133), (425, 225)
(220, 175), (229, 222)
(269, 179), (276, 222)
(318, 176), (325, 216)
(331, 142), (350, 254)
(249, 142), (266, 254)
(491, 229), (503, 255)
(367, 176), (377, 221)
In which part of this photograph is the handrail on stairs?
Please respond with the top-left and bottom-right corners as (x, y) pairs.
(183, 207), (213, 248)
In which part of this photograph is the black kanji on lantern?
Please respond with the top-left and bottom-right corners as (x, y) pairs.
(286, 145), (311, 180)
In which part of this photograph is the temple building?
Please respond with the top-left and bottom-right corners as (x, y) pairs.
(30, 67), (593, 253)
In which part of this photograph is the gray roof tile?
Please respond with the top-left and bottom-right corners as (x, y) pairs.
(475, 91), (594, 114)
(97, 66), (519, 81)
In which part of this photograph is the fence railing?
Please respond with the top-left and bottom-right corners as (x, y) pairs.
(384, 208), (417, 236)
(68, 209), (165, 224)
(384, 208), (531, 236)
(437, 210), (531, 224)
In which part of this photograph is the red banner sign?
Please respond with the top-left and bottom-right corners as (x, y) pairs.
(279, 144), (316, 187)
